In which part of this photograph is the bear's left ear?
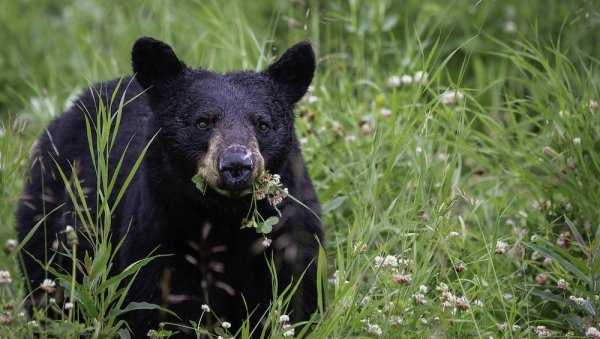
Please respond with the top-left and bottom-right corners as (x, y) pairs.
(132, 37), (188, 96)
(264, 41), (316, 105)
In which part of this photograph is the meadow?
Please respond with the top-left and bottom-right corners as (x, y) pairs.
(0, 0), (599, 337)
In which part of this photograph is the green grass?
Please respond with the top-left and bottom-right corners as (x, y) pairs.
(1, 0), (599, 337)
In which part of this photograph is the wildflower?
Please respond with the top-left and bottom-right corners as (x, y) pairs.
(449, 231), (459, 237)
(0, 270), (12, 285)
(49, 298), (56, 304)
(221, 321), (232, 329)
(534, 325), (551, 337)
(401, 75), (413, 84)
(498, 322), (508, 331)
(353, 242), (367, 254)
(379, 108), (392, 117)
(455, 296), (469, 310)
(383, 255), (398, 268)
(387, 75), (401, 87)
(440, 91), (465, 105)
(512, 324), (521, 332)
(441, 291), (456, 304)
(395, 274), (412, 285)
(573, 137), (581, 145)
(360, 122), (372, 135)
(279, 314), (290, 323)
(366, 323), (383, 336)
(414, 71), (429, 85)
(388, 315), (403, 326)
(569, 295), (585, 305)
(201, 304), (210, 312)
(535, 274), (548, 285)
(40, 279), (56, 293)
(441, 300), (453, 309)
(503, 21), (517, 34)
(0, 314), (13, 325)
(557, 231), (571, 248)
(307, 95), (319, 104)
(454, 263), (466, 272)
(261, 238), (272, 247)
(283, 328), (295, 337)
(495, 241), (507, 254)
(435, 282), (449, 292)
(472, 299), (484, 308)
(419, 284), (428, 293)
(531, 251), (543, 261)
(65, 302), (74, 310)
(557, 279), (569, 290)
(419, 316), (428, 324)
(3, 239), (18, 254)
(268, 189), (287, 206)
(17, 311), (25, 318)
(64, 225), (78, 246)
(589, 100), (599, 113)
(414, 293), (427, 305)
(28, 320), (39, 327)
(586, 327), (600, 338)
(344, 135), (357, 143)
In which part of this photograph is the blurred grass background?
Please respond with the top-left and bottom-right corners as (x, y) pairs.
(1, 0), (600, 337)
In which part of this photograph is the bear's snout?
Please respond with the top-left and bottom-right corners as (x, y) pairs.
(218, 144), (254, 189)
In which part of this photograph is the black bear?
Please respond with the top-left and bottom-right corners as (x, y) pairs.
(17, 37), (323, 337)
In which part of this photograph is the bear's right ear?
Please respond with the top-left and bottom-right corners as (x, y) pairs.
(132, 37), (188, 94)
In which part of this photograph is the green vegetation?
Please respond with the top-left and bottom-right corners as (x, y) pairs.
(1, 0), (599, 337)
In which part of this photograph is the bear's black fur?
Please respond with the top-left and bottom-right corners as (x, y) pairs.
(16, 37), (323, 337)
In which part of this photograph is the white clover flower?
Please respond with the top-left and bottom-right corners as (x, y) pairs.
(221, 321), (232, 329)
(535, 274), (548, 285)
(366, 323), (383, 336)
(283, 328), (295, 337)
(503, 21), (517, 33)
(569, 295), (585, 305)
(4, 239), (18, 253)
(419, 316), (428, 324)
(388, 315), (403, 326)
(395, 274), (412, 285)
(344, 135), (357, 143)
(495, 241), (508, 254)
(414, 293), (427, 305)
(382, 255), (398, 268)
(542, 257), (552, 266)
(261, 238), (272, 247)
(441, 291), (456, 303)
(307, 96), (319, 104)
(512, 324), (521, 332)
(472, 299), (484, 308)
(449, 231), (460, 237)
(589, 100), (599, 113)
(201, 304), (210, 312)
(374, 256), (383, 266)
(401, 74), (413, 84)
(455, 296), (469, 310)
(498, 322), (508, 331)
(586, 327), (600, 338)
(419, 284), (428, 293)
(65, 302), (74, 310)
(534, 325), (551, 337)
(557, 279), (569, 290)
(279, 314), (290, 323)
(49, 298), (56, 304)
(414, 71), (429, 85)
(387, 75), (401, 88)
(440, 91), (465, 105)
(28, 320), (39, 327)
(573, 137), (581, 145)
(0, 270), (12, 285)
(379, 108), (392, 117)
(40, 278), (56, 293)
(435, 282), (449, 292)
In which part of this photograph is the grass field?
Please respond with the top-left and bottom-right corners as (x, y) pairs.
(1, 0), (599, 337)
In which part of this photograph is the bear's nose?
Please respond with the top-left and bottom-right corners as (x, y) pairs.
(218, 145), (254, 188)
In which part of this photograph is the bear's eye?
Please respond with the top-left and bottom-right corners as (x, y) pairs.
(197, 119), (210, 130)
(258, 122), (269, 133)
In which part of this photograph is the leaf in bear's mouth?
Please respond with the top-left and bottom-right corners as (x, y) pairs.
(191, 174), (207, 194)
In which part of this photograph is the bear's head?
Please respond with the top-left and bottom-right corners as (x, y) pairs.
(132, 37), (315, 197)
